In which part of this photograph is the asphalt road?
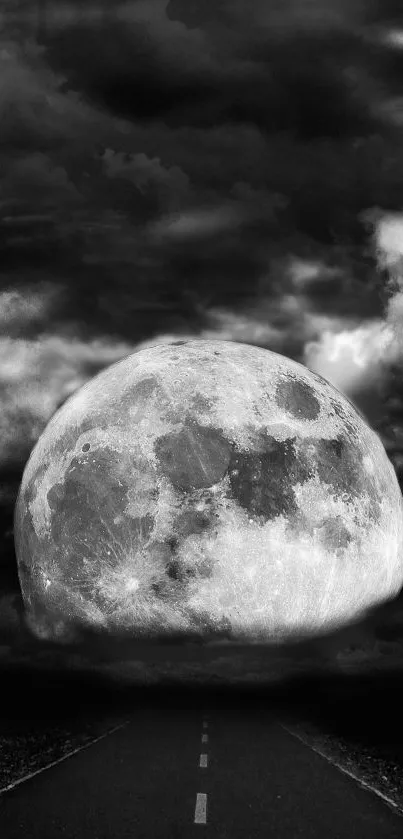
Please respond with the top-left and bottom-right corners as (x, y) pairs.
(1, 709), (402, 838)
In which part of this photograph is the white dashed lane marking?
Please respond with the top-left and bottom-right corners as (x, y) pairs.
(194, 715), (209, 823)
(194, 792), (207, 824)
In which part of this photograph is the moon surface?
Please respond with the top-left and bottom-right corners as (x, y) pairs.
(14, 339), (403, 645)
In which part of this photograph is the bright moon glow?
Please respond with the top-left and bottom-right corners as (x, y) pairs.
(14, 339), (403, 646)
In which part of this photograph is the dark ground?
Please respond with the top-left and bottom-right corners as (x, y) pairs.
(1, 660), (403, 812)
(1, 703), (403, 838)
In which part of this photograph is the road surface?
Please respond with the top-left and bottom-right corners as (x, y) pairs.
(0, 708), (402, 837)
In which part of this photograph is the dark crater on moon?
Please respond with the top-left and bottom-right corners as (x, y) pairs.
(148, 495), (220, 603)
(317, 515), (352, 554)
(275, 377), (321, 421)
(154, 419), (231, 491)
(228, 434), (314, 523)
(149, 534), (215, 603)
(226, 426), (382, 540)
(45, 447), (156, 605)
(313, 435), (381, 519)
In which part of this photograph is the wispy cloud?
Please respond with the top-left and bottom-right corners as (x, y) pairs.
(0, 333), (135, 467)
(304, 320), (395, 395)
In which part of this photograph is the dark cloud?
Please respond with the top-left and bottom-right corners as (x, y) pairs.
(37, 2), (377, 138)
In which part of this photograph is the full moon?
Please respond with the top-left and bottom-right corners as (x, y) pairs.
(14, 339), (403, 645)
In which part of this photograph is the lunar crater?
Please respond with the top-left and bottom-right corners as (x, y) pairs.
(154, 421), (231, 490)
(275, 376), (321, 421)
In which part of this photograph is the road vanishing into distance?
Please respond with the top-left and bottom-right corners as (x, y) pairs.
(1, 708), (402, 838)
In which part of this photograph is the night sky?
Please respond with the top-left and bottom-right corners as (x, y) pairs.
(2, 0), (403, 675)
